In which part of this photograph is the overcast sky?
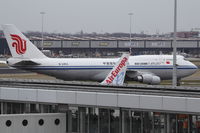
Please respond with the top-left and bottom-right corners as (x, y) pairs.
(0, 0), (199, 34)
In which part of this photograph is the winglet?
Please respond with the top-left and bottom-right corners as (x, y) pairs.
(101, 53), (130, 86)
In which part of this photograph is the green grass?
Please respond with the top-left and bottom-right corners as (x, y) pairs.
(0, 63), (7, 67)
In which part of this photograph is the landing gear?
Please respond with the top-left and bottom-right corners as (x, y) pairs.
(177, 79), (181, 86)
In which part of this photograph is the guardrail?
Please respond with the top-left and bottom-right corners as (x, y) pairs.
(0, 78), (200, 114)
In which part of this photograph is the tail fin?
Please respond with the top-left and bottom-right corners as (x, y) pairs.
(101, 53), (130, 86)
(2, 24), (46, 59)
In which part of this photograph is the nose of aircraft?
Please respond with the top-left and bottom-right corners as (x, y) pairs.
(179, 61), (198, 78)
(191, 62), (198, 74)
(186, 61), (198, 76)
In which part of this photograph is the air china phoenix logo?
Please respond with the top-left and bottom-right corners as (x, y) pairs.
(10, 34), (27, 55)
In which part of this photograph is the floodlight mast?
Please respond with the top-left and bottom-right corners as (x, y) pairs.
(128, 13), (133, 54)
(172, 0), (177, 86)
(40, 11), (45, 51)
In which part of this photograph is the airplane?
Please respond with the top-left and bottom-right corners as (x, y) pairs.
(101, 53), (129, 85)
(1, 24), (198, 85)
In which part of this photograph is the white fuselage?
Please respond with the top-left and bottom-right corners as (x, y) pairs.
(8, 55), (197, 82)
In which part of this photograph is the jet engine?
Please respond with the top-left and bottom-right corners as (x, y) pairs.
(137, 74), (161, 85)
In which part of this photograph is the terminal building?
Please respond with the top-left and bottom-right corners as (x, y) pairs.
(0, 36), (200, 57)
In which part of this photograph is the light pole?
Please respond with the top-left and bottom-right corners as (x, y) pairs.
(40, 11), (45, 51)
(172, 0), (177, 86)
(128, 13), (133, 54)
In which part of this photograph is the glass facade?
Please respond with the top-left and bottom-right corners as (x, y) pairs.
(65, 107), (200, 133)
(1, 102), (200, 133)
(89, 108), (98, 133)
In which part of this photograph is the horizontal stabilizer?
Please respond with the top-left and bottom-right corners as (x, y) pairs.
(13, 60), (40, 66)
